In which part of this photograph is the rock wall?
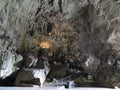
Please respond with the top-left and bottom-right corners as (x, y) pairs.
(0, 0), (120, 87)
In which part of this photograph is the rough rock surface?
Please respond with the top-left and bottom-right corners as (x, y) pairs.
(0, 0), (120, 88)
(0, 34), (23, 78)
(14, 61), (50, 87)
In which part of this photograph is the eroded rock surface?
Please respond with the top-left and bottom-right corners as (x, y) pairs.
(14, 61), (50, 87)
(0, 0), (120, 88)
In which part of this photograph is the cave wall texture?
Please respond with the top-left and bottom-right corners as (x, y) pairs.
(0, 0), (120, 87)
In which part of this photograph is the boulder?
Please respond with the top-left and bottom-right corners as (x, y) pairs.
(14, 61), (50, 87)
(14, 69), (40, 87)
(0, 39), (23, 79)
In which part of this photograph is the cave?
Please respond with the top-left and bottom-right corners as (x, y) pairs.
(0, 0), (120, 88)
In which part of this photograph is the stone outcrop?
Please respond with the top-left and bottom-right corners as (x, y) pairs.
(14, 61), (50, 87)
(0, 35), (23, 78)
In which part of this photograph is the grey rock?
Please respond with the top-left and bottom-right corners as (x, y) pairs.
(0, 29), (4, 37)
(0, 50), (23, 79)
(53, 0), (60, 12)
(63, 3), (80, 20)
(0, 0), (8, 11)
(14, 69), (41, 87)
(24, 51), (38, 68)
(14, 61), (50, 87)
(81, 55), (100, 73)
(0, 0), (120, 87)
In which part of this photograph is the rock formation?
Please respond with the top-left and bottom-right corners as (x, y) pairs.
(0, 0), (120, 88)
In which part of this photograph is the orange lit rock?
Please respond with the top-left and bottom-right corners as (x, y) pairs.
(48, 32), (52, 36)
(39, 40), (58, 53)
(39, 41), (51, 49)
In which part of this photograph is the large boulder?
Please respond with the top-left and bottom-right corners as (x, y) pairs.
(14, 61), (50, 87)
(0, 38), (23, 79)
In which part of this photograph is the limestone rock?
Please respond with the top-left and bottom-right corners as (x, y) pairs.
(81, 55), (100, 73)
(0, 0), (120, 87)
(0, 39), (23, 79)
(0, 51), (23, 79)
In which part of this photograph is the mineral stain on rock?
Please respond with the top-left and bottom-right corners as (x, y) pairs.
(0, 0), (120, 88)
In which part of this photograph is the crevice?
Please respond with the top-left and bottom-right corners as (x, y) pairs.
(47, 22), (53, 35)
(58, 0), (62, 13)
(48, 0), (54, 6)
